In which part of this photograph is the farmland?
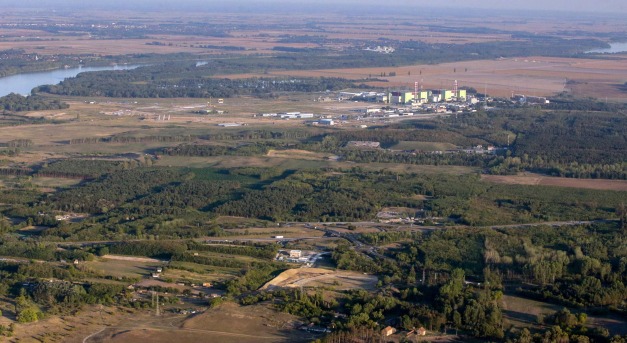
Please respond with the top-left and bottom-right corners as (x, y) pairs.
(222, 56), (627, 99)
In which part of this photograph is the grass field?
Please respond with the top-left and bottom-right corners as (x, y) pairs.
(162, 265), (237, 284)
(390, 141), (459, 151)
(267, 149), (335, 161)
(29, 176), (84, 192)
(4, 175), (82, 193)
(168, 260), (241, 277)
(482, 174), (627, 191)
(502, 294), (627, 336)
(83, 256), (163, 279)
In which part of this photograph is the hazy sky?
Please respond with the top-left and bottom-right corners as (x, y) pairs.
(1, 0), (625, 14)
(438, 0), (626, 13)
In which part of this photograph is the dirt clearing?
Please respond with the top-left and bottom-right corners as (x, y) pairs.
(262, 268), (378, 291)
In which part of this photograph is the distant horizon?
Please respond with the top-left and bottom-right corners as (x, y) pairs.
(0, 0), (626, 16)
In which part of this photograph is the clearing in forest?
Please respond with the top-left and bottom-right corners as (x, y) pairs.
(481, 174), (627, 191)
(261, 268), (378, 291)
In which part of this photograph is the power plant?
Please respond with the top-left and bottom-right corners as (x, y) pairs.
(388, 80), (467, 105)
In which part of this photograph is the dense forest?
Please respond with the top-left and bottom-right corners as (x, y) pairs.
(35, 71), (369, 98)
(1, 163), (625, 242)
(0, 93), (68, 112)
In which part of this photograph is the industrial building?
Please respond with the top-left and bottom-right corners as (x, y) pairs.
(388, 91), (415, 105)
(386, 81), (467, 104)
(387, 89), (467, 104)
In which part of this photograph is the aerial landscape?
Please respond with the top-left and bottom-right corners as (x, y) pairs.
(0, 0), (626, 342)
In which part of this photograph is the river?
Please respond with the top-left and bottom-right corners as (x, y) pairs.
(586, 42), (627, 54)
(0, 64), (141, 97)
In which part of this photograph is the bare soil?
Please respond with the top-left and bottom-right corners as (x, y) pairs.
(261, 267), (378, 291)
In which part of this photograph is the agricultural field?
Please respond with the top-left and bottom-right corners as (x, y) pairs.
(390, 141), (458, 152)
(226, 56), (627, 99)
(1, 10), (621, 55)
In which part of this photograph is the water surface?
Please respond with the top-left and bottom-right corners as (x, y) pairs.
(0, 64), (141, 97)
(586, 42), (627, 54)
